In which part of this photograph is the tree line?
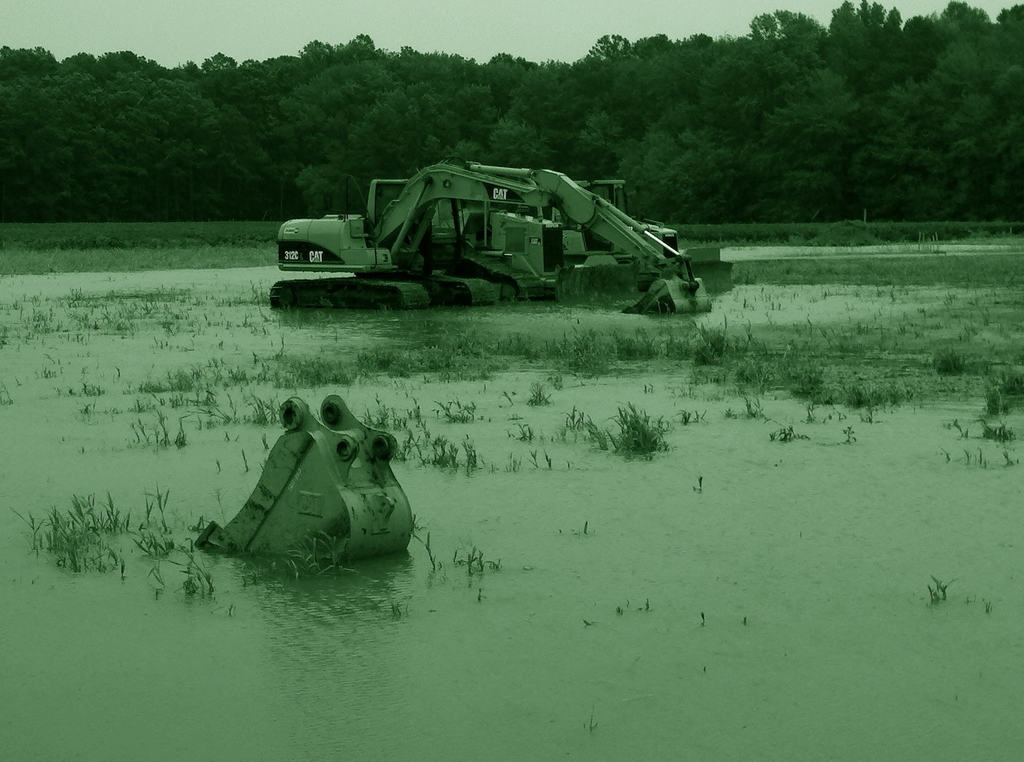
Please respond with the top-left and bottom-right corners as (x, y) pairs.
(1, 1), (1022, 225)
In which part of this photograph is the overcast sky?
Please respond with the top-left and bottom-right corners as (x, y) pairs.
(1, 0), (1014, 66)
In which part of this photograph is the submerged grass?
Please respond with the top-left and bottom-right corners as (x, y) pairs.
(257, 318), (938, 411)
(285, 531), (352, 577)
(984, 369), (1024, 415)
(933, 347), (968, 375)
(15, 493), (128, 573)
(15, 487), (211, 595)
(587, 403), (670, 458)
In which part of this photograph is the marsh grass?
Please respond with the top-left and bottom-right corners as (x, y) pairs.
(427, 436), (460, 468)
(841, 379), (911, 409)
(526, 382), (552, 406)
(244, 393), (279, 425)
(356, 347), (415, 377)
(933, 347), (967, 375)
(453, 546), (499, 575)
(734, 356), (776, 391)
(363, 398), (413, 429)
(980, 420), (1015, 443)
(692, 322), (730, 365)
(770, 425), (809, 442)
(133, 527), (176, 557)
(13, 484), (216, 594)
(461, 439), (481, 473)
(928, 576), (953, 604)
(413, 530), (440, 572)
(557, 329), (610, 375)
(131, 410), (175, 447)
(786, 364), (827, 399)
(742, 396), (764, 419)
(985, 369), (1024, 415)
(512, 423), (534, 441)
(587, 403), (670, 458)
(434, 399), (477, 423)
(262, 356), (356, 388)
(285, 531), (352, 576)
(678, 409), (706, 425)
(174, 421), (188, 448)
(611, 328), (660, 360)
(251, 306), (950, 404)
(176, 552), (215, 597)
(15, 493), (129, 572)
(137, 368), (200, 394)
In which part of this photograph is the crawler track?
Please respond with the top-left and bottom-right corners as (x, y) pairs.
(269, 275), (505, 309)
(270, 278), (432, 309)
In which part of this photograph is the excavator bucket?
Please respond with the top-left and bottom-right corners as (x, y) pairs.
(196, 395), (412, 561)
(622, 273), (712, 314)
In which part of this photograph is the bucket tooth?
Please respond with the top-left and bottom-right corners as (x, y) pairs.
(197, 395), (412, 561)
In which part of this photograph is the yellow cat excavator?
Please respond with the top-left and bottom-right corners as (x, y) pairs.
(271, 161), (722, 313)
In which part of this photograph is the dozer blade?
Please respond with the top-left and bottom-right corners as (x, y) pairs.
(685, 247), (733, 295)
(556, 254), (714, 313)
(555, 255), (638, 303)
(196, 395), (412, 561)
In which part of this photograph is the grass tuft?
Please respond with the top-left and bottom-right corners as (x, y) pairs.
(933, 347), (967, 375)
(526, 381), (552, 406)
(979, 420), (1015, 443)
(587, 403), (670, 458)
(692, 322), (730, 365)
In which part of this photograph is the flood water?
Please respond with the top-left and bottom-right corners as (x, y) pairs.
(1, 266), (1022, 760)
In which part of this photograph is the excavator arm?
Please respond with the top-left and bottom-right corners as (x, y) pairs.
(373, 163), (542, 265)
(468, 163), (697, 283)
(376, 160), (696, 280)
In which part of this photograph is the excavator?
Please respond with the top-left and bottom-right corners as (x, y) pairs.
(271, 161), (716, 314)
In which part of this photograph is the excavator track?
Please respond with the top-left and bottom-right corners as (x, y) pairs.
(270, 278), (432, 310)
(269, 275), (503, 309)
(424, 276), (499, 306)
(450, 256), (554, 301)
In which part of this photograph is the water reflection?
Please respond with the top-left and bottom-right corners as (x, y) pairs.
(210, 551), (422, 754)
(231, 551), (417, 625)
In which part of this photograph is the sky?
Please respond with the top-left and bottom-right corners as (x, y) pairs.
(0, 0), (1015, 66)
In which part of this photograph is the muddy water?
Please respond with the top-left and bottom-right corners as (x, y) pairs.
(2, 267), (1023, 760)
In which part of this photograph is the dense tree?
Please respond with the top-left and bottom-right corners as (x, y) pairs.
(0, 3), (1020, 223)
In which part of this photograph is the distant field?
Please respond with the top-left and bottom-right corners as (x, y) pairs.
(0, 221), (279, 250)
(676, 219), (1023, 247)
(0, 221), (278, 275)
(733, 252), (1024, 288)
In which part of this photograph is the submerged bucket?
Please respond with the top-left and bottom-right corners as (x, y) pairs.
(196, 395), (412, 561)
(622, 275), (712, 314)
